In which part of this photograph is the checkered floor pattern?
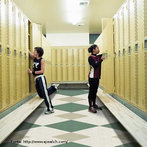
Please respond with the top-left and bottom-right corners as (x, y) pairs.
(2, 89), (140, 147)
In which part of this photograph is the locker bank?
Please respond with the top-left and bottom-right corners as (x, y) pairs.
(0, 0), (147, 146)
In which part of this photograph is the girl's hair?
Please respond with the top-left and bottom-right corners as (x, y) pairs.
(34, 47), (44, 57)
(88, 44), (98, 53)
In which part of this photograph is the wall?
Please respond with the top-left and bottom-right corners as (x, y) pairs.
(46, 33), (89, 46)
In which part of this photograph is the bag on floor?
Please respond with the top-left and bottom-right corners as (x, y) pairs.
(47, 85), (57, 95)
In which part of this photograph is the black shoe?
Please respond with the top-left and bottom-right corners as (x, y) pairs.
(88, 106), (97, 113)
(93, 104), (102, 110)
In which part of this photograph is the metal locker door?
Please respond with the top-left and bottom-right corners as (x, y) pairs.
(73, 48), (78, 81)
(57, 48), (62, 82)
(79, 48), (84, 81)
(62, 48), (68, 81)
(68, 48), (73, 81)
(1, 0), (8, 111)
(51, 48), (57, 82)
(84, 48), (89, 81)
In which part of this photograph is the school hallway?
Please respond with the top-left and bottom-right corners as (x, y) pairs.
(2, 89), (139, 147)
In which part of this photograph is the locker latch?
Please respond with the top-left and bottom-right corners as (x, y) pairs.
(0, 44), (1, 55)
(7, 47), (11, 56)
(144, 39), (147, 50)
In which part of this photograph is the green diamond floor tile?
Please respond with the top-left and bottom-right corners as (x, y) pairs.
(54, 103), (88, 112)
(101, 122), (127, 131)
(53, 142), (90, 147)
(57, 90), (88, 96)
(46, 120), (97, 132)
(14, 122), (41, 132)
(1, 143), (26, 147)
(115, 142), (141, 147)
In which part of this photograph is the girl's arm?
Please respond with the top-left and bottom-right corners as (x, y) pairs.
(28, 50), (35, 59)
(88, 56), (103, 68)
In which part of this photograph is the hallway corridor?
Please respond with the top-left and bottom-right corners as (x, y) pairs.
(2, 90), (140, 147)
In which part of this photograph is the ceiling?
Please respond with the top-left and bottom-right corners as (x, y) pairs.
(13, 0), (124, 34)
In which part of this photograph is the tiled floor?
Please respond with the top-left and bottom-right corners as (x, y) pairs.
(2, 89), (140, 147)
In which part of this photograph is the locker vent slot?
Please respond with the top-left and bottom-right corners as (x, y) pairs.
(135, 0), (138, 41)
(144, 0), (147, 37)
(135, 54), (138, 104)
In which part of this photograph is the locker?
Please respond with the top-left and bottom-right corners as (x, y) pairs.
(134, 45), (139, 105)
(62, 48), (68, 81)
(16, 8), (21, 100)
(68, 48), (73, 81)
(1, 0), (8, 111)
(57, 49), (62, 82)
(24, 18), (29, 97)
(84, 48), (89, 81)
(73, 48), (79, 81)
(79, 48), (84, 81)
(48, 46), (52, 84)
(144, 0), (147, 38)
(51, 48), (57, 82)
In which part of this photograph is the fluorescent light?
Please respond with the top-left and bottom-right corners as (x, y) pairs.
(65, 0), (90, 25)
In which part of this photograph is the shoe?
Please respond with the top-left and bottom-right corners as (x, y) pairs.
(88, 106), (97, 113)
(93, 104), (102, 110)
(51, 108), (55, 113)
(44, 109), (54, 114)
(52, 84), (58, 90)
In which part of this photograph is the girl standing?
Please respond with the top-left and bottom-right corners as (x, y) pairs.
(28, 47), (54, 114)
(88, 44), (104, 113)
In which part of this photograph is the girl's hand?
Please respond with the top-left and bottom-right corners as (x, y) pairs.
(101, 55), (105, 60)
(28, 68), (32, 74)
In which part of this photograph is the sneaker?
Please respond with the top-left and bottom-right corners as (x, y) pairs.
(44, 109), (54, 115)
(93, 104), (102, 110)
(88, 106), (97, 113)
(52, 84), (58, 90)
(51, 108), (55, 113)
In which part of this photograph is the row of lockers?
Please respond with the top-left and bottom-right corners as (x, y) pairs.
(95, 0), (147, 113)
(0, 0), (52, 113)
(51, 47), (89, 82)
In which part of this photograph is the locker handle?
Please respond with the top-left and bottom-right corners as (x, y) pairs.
(144, 39), (147, 50)
(0, 44), (2, 54)
(118, 50), (121, 57)
(123, 49), (125, 56)
(128, 46), (131, 55)
(7, 47), (11, 56)
(20, 51), (23, 58)
(24, 53), (27, 59)
(114, 52), (116, 58)
(135, 43), (138, 53)
(14, 50), (17, 57)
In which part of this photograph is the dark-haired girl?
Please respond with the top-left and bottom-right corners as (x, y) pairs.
(28, 47), (54, 114)
(88, 44), (104, 113)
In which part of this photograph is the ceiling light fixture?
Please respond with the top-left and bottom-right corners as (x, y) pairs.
(65, 0), (90, 26)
